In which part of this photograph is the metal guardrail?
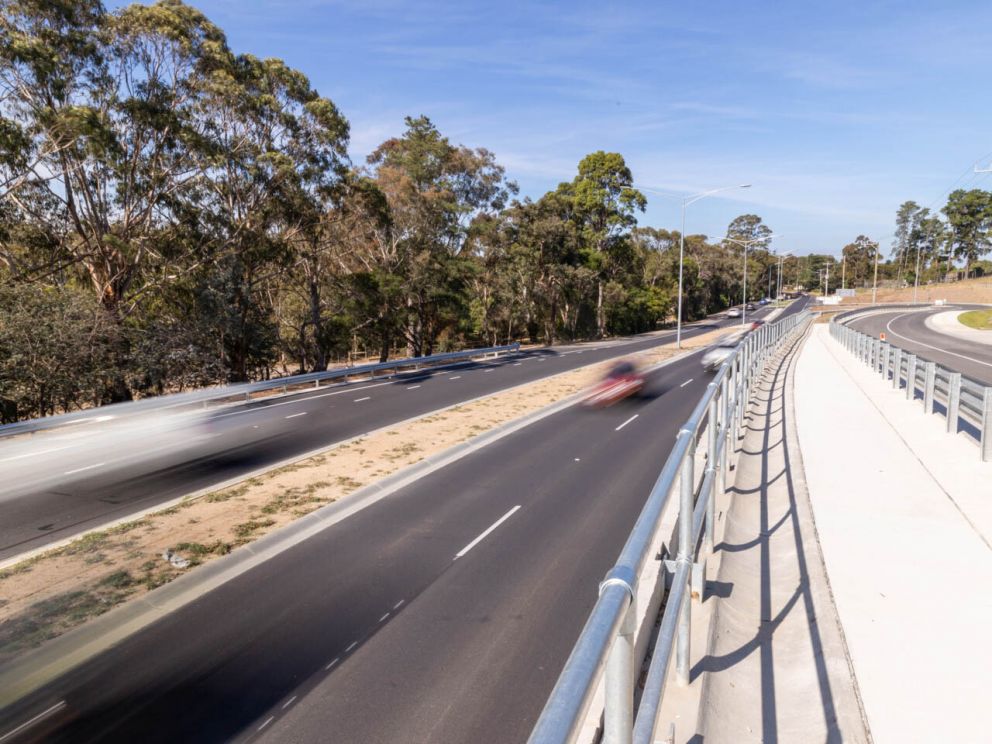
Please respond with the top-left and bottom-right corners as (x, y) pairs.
(528, 309), (812, 744)
(0, 343), (521, 439)
(829, 321), (991, 462)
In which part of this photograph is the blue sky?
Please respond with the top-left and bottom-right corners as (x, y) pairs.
(118, 0), (992, 256)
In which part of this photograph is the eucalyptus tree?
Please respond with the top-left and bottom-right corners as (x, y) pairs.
(365, 116), (516, 356)
(942, 189), (992, 277)
(554, 151), (645, 338)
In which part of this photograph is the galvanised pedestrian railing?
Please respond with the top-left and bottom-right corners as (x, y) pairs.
(829, 318), (991, 462)
(528, 308), (812, 744)
(0, 343), (521, 439)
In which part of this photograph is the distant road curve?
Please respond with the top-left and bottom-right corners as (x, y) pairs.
(844, 303), (992, 385)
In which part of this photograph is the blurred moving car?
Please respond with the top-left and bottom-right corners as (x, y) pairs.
(726, 307), (742, 318)
(759, 298), (769, 305)
(745, 302), (757, 311)
(750, 319), (766, 330)
(582, 360), (645, 407)
(701, 329), (748, 372)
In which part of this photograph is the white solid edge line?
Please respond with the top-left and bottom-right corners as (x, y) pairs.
(680, 378), (694, 388)
(0, 701), (66, 743)
(353, 397), (371, 402)
(615, 414), (639, 431)
(210, 381), (394, 419)
(886, 316), (992, 369)
(454, 505), (522, 559)
(64, 462), (105, 476)
(285, 412), (307, 419)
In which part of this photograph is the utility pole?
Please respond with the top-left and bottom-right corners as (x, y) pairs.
(913, 241), (922, 303)
(871, 241), (880, 305)
(841, 254), (846, 289)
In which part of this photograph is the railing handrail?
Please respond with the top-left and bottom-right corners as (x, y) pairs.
(0, 342), (521, 440)
(529, 305), (812, 744)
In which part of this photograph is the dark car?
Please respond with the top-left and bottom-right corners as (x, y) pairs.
(745, 302), (756, 311)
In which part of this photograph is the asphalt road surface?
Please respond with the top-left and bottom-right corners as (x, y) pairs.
(844, 304), (992, 385)
(0, 298), (809, 744)
(0, 306), (783, 562)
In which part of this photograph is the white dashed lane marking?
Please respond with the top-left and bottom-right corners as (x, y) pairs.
(615, 414), (639, 431)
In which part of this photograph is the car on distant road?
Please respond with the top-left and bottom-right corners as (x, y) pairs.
(726, 307), (742, 318)
(745, 302), (757, 311)
(582, 360), (645, 407)
(759, 298), (769, 305)
(750, 319), (766, 330)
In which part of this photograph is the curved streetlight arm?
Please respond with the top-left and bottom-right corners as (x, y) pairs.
(685, 183), (751, 208)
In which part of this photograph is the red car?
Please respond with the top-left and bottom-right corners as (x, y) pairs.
(582, 360), (645, 407)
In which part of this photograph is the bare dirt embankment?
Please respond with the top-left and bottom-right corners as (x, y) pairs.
(0, 329), (729, 662)
(851, 276), (992, 304)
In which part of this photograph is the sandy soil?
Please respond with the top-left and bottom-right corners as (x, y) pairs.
(0, 329), (728, 661)
(850, 277), (992, 304)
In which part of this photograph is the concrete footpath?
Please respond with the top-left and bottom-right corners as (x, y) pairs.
(694, 325), (868, 743)
(795, 324), (992, 743)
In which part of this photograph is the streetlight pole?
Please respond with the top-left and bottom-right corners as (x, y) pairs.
(722, 233), (780, 325)
(638, 183), (751, 347)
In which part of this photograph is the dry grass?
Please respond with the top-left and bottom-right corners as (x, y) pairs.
(0, 329), (726, 662)
(851, 276), (992, 305)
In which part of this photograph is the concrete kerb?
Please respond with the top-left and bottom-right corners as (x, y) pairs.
(0, 345), (708, 712)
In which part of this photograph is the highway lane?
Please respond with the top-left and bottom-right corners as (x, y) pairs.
(0, 297), (809, 744)
(0, 349), (715, 744)
(845, 304), (992, 385)
(0, 306), (779, 561)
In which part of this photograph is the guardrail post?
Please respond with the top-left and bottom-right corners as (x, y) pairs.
(676, 442), (695, 686)
(982, 389), (992, 462)
(906, 355), (917, 400)
(892, 348), (902, 389)
(923, 362), (936, 414)
(947, 373), (961, 434)
(881, 343), (890, 380)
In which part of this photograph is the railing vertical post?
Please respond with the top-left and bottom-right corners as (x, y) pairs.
(705, 394), (718, 555)
(603, 603), (635, 744)
(981, 388), (992, 463)
(906, 355), (917, 400)
(719, 373), (729, 495)
(947, 373), (961, 434)
(923, 362), (936, 414)
(892, 348), (902, 389)
(676, 443), (695, 686)
(881, 343), (890, 380)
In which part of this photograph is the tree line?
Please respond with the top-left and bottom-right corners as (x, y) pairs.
(0, 0), (778, 421)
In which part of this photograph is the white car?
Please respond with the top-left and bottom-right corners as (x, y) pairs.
(726, 307), (742, 318)
(702, 330), (748, 372)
